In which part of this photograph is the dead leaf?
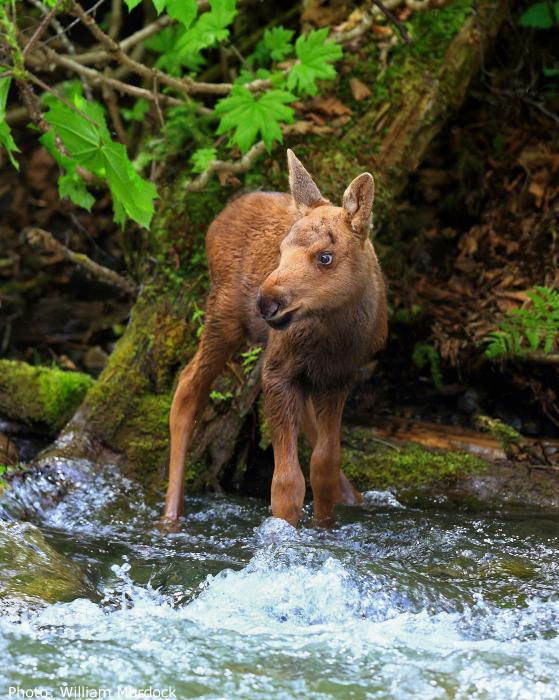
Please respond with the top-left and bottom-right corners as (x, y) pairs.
(349, 77), (372, 101)
(305, 96), (352, 117)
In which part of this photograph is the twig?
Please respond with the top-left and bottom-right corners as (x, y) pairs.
(108, 0), (123, 40)
(370, 0), (411, 44)
(28, 48), (184, 106)
(28, 0), (75, 54)
(70, 2), (236, 97)
(23, 0), (65, 56)
(26, 227), (138, 296)
(102, 71), (129, 145)
(186, 141), (267, 192)
(185, 122), (308, 192)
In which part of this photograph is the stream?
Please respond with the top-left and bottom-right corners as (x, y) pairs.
(1, 460), (559, 699)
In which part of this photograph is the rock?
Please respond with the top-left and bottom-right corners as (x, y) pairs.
(0, 519), (94, 612)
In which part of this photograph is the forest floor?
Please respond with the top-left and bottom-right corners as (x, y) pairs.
(1, 10), (558, 470)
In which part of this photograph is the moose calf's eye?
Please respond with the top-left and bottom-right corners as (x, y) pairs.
(318, 252), (333, 266)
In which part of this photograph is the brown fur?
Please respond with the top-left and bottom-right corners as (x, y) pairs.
(163, 150), (388, 527)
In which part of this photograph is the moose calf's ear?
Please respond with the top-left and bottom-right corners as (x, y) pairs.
(287, 149), (328, 213)
(342, 172), (375, 239)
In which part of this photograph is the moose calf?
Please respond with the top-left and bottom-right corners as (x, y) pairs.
(163, 150), (387, 527)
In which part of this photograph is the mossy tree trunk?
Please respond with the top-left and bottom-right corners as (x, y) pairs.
(34, 0), (507, 492)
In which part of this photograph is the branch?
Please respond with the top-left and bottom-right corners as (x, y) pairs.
(185, 123), (314, 192)
(186, 141), (267, 192)
(26, 228), (138, 296)
(22, 0), (65, 56)
(28, 47), (184, 106)
(27, 0), (75, 54)
(69, 3), (238, 97)
(370, 0), (411, 44)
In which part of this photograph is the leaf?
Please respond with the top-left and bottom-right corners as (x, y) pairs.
(43, 97), (103, 167)
(287, 28), (342, 97)
(58, 172), (95, 210)
(215, 85), (295, 153)
(518, 1), (559, 28)
(121, 98), (150, 122)
(0, 76), (19, 170)
(43, 93), (157, 227)
(102, 140), (157, 228)
(262, 26), (294, 61)
(191, 147), (217, 173)
(164, 0), (197, 26)
(124, 0), (143, 11)
(176, 0), (236, 57)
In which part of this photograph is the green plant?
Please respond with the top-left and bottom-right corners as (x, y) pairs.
(240, 345), (263, 374)
(483, 286), (559, 360)
(209, 389), (233, 402)
(0, 0), (344, 230)
(518, 1), (559, 28)
(191, 302), (205, 339)
(412, 343), (444, 391)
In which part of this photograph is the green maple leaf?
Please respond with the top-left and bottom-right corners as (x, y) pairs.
(176, 0), (236, 57)
(0, 76), (20, 170)
(287, 28), (342, 96)
(256, 26), (294, 63)
(215, 86), (295, 153)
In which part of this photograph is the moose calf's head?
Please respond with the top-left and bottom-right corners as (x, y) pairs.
(258, 149), (376, 330)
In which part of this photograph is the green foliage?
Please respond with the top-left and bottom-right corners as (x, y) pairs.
(0, 0), (347, 233)
(252, 26), (294, 64)
(0, 75), (19, 169)
(412, 343), (444, 391)
(240, 345), (263, 374)
(484, 287), (559, 360)
(209, 389), (234, 402)
(215, 86), (295, 153)
(147, 0), (237, 72)
(191, 147), (217, 173)
(121, 98), (150, 122)
(287, 28), (343, 96)
(191, 302), (205, 339)
(40, 86), (157, 227)
(518, 1), (559, 28)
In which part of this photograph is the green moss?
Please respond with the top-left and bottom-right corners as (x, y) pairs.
(340, 426), (488, 494)
(119, 392), (173, 476)
(0, 360), (94, 432)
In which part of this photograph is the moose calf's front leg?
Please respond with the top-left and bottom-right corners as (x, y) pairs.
(263, 374), (306, 527)
(310, 393), (347, 526)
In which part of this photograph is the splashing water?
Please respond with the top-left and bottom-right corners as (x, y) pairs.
(1, 466), (559, 699)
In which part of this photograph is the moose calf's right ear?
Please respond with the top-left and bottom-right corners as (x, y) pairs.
(343, 172), (375, 239)
(287, 149), (328, 213)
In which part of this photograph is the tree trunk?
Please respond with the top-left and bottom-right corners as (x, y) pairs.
(31, 0), (508, 493)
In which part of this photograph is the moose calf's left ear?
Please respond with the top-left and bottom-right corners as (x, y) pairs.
(342, 172), (375, 239)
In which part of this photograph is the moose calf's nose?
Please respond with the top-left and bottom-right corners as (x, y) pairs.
(257, 291), (280, 319)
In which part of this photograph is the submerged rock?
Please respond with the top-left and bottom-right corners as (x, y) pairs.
(0, 519), (94, 612)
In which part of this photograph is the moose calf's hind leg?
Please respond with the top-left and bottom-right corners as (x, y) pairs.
(163, 324), (240, 521)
